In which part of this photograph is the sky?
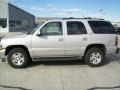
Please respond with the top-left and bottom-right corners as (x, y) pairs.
(9, 0), (120, 22)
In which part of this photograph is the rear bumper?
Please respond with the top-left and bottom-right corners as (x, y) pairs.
(106, 47), (117, 54)
(0, 49), (6, 62)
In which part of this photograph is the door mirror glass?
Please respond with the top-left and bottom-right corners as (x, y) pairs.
(37, 28), (47, 36)
(40, 28), (47, 36)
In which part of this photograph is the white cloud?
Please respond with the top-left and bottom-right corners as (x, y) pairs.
(63, 8), (81, 12)
(29, 4), (81, 17)
(46, 4), (56, 7)
(31, 7), (46, 11)
(30, 4), (58, 12)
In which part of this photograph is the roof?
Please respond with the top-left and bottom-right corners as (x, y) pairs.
(62, 17), (105, 20)
(36, 17), (105, 23)
(45, 18), (105, 22)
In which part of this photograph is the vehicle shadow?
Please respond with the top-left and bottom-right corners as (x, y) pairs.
(106, 54), (120, 64)
(0, 84), (31, 90)
(87, 86), (120, 90)
(26, 57), (110, 68)
(27, 59), (85, 68)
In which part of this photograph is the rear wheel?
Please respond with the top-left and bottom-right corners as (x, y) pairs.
(7, 48), (29, 68)
(84, 48), (104, 67)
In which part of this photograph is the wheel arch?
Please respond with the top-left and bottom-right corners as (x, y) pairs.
(5, 45), (31, 58)
(84, 44), (106, 56)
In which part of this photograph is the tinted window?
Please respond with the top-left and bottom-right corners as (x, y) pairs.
(89, 21), (116, 34)
(41, 22), (63, 35)
(67, 21), (87, 35)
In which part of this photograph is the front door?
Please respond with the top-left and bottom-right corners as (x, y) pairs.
(32, 21), (64, 58)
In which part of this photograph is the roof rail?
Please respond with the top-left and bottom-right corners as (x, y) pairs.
(62, 17), (104, 20)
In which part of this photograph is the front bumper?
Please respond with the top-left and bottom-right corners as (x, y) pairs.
(0, 49), (6, 62)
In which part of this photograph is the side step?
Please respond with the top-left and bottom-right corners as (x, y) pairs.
(32, 57), (83, 62)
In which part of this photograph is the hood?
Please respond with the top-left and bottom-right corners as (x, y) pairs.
(0, 32), (32, 48)
(1, 32), (27, 40)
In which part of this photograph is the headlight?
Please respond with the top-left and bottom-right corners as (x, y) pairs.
(0, 36), (5, 42)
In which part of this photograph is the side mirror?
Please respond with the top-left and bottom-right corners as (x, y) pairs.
(36, 30), (47, 36)
(117, 28), (120, 34)
(36, 31), (41, 36)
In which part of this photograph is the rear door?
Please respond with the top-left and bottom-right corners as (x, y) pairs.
(64, 21), (88, 56)
(88, 21), (117, 54)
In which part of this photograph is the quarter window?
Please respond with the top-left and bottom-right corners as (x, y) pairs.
(88, 21), (116, 34)
(67, 21), (87, 35)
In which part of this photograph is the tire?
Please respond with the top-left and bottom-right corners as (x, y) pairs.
(7, 48), (29, 68)
(84, 47), (104, 67)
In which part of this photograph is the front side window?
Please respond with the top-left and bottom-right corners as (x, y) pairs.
(41, 22), (63, 36)
(88, 21), (116, 34)
(67, 21), (87, 35)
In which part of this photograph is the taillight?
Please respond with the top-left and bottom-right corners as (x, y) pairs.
(115, 36), (118, 46)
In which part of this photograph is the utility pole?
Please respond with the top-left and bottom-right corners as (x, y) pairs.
(99, 9), (106, 19)
(99, 9), (103, 18)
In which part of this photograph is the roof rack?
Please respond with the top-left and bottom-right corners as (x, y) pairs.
(62, 17), (104, 20)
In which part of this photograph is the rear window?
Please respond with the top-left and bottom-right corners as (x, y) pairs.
(88, 21), (116, 34)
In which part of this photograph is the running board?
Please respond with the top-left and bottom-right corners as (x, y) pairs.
(32, 57), (83, 62)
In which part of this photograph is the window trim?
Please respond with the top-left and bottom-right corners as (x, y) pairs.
(66, 21), (87, 35)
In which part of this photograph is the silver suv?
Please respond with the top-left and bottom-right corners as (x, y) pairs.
(0, 18), (117, 68)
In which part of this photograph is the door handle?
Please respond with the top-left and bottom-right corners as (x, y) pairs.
(58, 38), (64, 41)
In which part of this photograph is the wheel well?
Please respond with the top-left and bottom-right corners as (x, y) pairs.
(84, 44), (106, 55)
(5, 45), (31, 57)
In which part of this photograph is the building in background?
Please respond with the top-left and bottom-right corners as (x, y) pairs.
(112, 22), (120, 27)
(0, 0), (35, 33)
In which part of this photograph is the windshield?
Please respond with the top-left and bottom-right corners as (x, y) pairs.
(27, 25), (41, 35)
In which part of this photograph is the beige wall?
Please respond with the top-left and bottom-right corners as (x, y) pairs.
(0, 0), (9, 18)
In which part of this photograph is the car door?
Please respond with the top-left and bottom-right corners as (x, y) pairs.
(32, 21), (64, 58)
(64, 21), (88, 56)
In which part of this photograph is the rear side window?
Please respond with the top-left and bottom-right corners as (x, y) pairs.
(88, 21), (116, 34)
(67, 21), (87, 35)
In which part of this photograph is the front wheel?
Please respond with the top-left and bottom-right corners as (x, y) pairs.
(84, 48), (104, 67)
(7, 48), (29, 68)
